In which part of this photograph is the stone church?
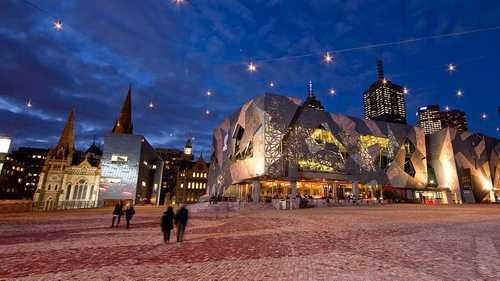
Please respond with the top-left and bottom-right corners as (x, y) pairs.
(33, 110), (102, 210)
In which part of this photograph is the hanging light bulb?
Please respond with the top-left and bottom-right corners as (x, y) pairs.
(206, 91), (212, 97)
(456, 89), (464, 97)
(323, 52), (333, 64)
(269, 81), (275, 87)
(447, 63), (456, 73)
(26, 99), (32, 108)
(148, 101), (154, 109)
(53, 19), (63, 31)
(247, 62), (257, 72)
(480, 113), (487, 120)
(205, 109), (211, 115)
(329, 88), (336, 96)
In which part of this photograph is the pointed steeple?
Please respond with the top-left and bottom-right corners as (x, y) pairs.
(50, 109), (75, 160)
(112, 85), (133, 134)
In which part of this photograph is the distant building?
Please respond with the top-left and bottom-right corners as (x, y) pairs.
(417, 105), (442, 135)
(363, 60), (407, 124)
(418, 105), (468, 134)
(0, 136), (12, 175)
(156, 139), (209, 205)
(440, 109), (468, 132)
(33, 110), (102, 210)
(0, 147), (47, 199)
(99, 86), (163, 206)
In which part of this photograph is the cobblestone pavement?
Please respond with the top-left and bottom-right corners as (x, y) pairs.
(2, 204), (500, 280)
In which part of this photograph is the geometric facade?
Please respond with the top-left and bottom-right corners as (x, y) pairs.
(208, 92), (499, 204)
(427, 128), (499, 203)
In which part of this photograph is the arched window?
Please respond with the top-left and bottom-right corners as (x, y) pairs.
(48, 184), (51, 191)
(66, 184), (72, 200)
(73, 186), (78, 200)
(82, 185), (88, 200)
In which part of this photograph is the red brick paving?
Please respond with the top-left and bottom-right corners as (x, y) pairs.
(1, 205), (500, 280)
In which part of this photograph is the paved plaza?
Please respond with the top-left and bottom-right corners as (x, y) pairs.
(1, 205), (500, 280)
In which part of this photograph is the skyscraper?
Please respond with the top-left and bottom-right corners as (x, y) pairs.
(417, 105), (442, 135)
(440, 109), (468, 132)
(363, 60), (407, 124)
(417, 105), (468, 134)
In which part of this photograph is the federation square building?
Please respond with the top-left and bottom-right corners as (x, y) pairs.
(208, 79), (500, 205)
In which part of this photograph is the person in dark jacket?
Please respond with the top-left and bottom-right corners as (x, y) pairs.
(175, 205), (189, 242)
(161, 206), (175, 243)
(125, 203), (135, 229)
(111, 202), (123, 228)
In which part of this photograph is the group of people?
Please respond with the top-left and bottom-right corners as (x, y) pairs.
(161, 205), (189, 243)
(110, 202), (190, 243)
(111, 201), (135, 229)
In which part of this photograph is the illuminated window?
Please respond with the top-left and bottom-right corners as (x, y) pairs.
(141, 181), (146, 187)
(404, 158), (416, 177)
(298, 160), (333, 172)
(111, 155), (128, 164)
(188, 182), (191, 189)
(180, 183), (184, 188)
(403, 139), (415, 156)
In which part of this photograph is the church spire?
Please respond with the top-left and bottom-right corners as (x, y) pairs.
(50, 109), (75, 160)
(112, 85), (133, 134)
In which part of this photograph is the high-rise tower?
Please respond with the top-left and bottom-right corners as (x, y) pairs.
(363, 60), (407, 124)
(417, 105), (442, 134)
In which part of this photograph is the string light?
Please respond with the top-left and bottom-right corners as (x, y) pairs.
(329, 88), (336, 96)
(26, 99), (32, 108)
(480, 112), (487, 120)
(445, 105), (450, 111)
(53, 19), (62, 31)
(496, 127), (500, 132)
(323, 52), (333, 64)
(148, 101), (154, 109)
(205, 109), (211, 115)
(269, 81), (275, 87)
(206, 91), (212, 97)
(247, 62), (257, 72)
(447, 63), (456, 73)
(456, 89), (464, 97)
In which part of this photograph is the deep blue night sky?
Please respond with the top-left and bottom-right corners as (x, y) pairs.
(1, 0), (499, 155)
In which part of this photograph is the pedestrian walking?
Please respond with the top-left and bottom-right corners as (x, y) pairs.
(161, 206), (175, 243)
(111, 202), (123, 228)
(125, 203), (135, 229)
(175, 205), (189, 242)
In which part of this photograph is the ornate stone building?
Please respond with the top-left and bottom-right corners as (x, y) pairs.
(157, 139), (209, 205)
(33, 110), (102, 210)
